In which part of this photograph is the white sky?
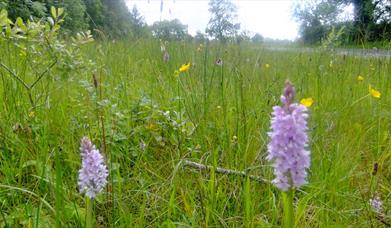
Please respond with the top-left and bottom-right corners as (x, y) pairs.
(126, 0), (299, 40)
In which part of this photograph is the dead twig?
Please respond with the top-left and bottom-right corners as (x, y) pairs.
(182, 159), (269, 183)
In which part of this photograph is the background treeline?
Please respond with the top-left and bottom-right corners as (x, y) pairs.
(0, 0), (148, 38)
(0, 0), (264, 43)
(294, 0), (391, 45)
(3, 0), (391, 46)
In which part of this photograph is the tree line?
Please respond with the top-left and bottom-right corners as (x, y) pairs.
(0, 0), (265, 43)
(0, 0), (147, 38)
(294, 0), (391, 45)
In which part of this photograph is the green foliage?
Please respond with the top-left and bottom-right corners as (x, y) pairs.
(61, 0), (88, 33)
(0, 0), (146, 38)
(129, 5), (149, 38)
(294, 0), (343, 44)
(3, 0), (47, 21)
(130, 5), (144, 27)
(84, 0), (104, 31)
(322, 26), (346, 49)
(0, 8), (94, 108)
(194, 31), (208, 43)
(1, 35), (391, 226)
(206, 0), (240, 42)
(151, 19), (188, 41)
(102, 0), (133, 38)
(251, 33), (264, 43)
(294, 0), (391, 44)
(1, 2), (391, 228)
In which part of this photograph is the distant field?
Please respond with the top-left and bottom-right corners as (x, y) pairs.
(0, 38), (390, 227)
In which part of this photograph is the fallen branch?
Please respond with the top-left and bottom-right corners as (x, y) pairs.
(182, 159), (270, 183)
(376, 215), (390, 227)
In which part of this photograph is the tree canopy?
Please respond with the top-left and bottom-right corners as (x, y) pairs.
(206, 0), (240, 42)
(151, 19), (188, 41)
(294, 0), (391, 44)
(0, 0), (147, 38)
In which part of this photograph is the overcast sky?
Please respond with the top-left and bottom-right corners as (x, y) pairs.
(126, 0), (299, 40)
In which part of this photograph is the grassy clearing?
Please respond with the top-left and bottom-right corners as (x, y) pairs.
(0, 38), (390, 227)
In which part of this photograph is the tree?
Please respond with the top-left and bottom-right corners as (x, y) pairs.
(206, 0), (240, 42)
(130, 5), (145, 28)
(102, 0), (133, 37)
(293, 0), (346, 44)
(130, 5), (147, 37)
(151, 19), (188, 40)
(374, 0), (391, 23)
(294, 0), (391, 44)
(235, 30), (251, 44)
(350, 0), (376, 41)
(4, 0), (47, 21)
(62, 0), (88, 33)
(84, 0), (105, 32)
(251, 33), (264, 43)
(0, 0), (150, 39)
(194, 30), (207, 43)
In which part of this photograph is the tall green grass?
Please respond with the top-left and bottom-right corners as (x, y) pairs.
(0, 38), (390, 227)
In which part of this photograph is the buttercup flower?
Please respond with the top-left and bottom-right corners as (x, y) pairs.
(179, 63), (191, 73)
(357, 75), (364, 81)
(265, 63), (270, 69)
(78, 137), (108, 199)
(369, 84), (381, 98)
(267, 81), (311, 191)
(300, 98), (314, 107)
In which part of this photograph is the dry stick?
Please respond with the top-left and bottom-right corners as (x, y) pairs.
(30, 59), (57, 89)
(0, 62), (35, 106)
(182, 160), (270, 183)
(376, 215), (390, 227)
(0, 62), (30, 90)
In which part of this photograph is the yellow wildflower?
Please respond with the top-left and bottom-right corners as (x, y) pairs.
(174, 70), (179, 77)
(368, 84), (381, 98)
(357, 75), (364, 81)
(28, 111), (35, 118)
(179, 63), (191, 73)
(265, 63), (270, 69)
(300, 98), (314, 107)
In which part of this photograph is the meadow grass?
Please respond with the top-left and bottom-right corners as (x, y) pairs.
(0, 38), (390, 227)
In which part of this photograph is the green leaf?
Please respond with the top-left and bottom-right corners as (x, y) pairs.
(0, 9), (9, 27)
(47, 17), (54, 27)
(57, 8), (64, 17)
(5, 24), (11, 36)
(16, 17), (26, 32)
(50, 6), (57, 19)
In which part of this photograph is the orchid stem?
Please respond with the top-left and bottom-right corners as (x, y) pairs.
(86, 197), (93, 228)
(282, 189), (294, 228)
